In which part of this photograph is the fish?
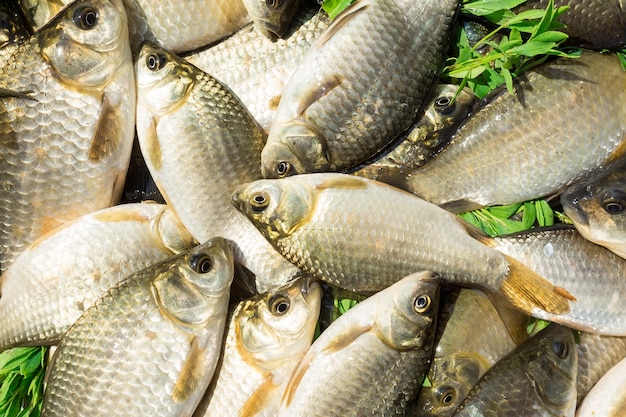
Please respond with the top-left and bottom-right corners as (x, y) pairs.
(0, 202), (197, 351)
(493, 225), (626, 335)
(352, 84), (476, 179)
(378, 52), (626, 213)
(413, 289), (517, 417)
(231, 173), (574, 317)
(452, 323), (577, 417)
(0, 0), (31, 65)
(18, 0), (251, 52)
(135, 41), (301, 292)
(41, 237), (234, 417)
(576, 332), (626, 405)
(185, 4), (330, 131)
(0, 0), (136, 272)
(193, 276), (322, 417)
(278, 271), (440, 417)
(241, 0), (303, 41)
(261, 0), (460, 177)
(561, 157), (626, 259)
(514, 0), (626, 50)
(576, 355), (626, 417)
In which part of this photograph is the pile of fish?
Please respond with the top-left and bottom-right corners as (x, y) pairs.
(0, 0), (626, 415)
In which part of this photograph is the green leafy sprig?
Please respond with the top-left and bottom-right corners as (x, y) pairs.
(0, 347), (46, 417)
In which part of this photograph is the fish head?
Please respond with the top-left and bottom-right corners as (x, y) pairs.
(243, 0), (302, 41)
(416, 353), (490, 417)
(561, 159), (626, 257)
(375, 271), (440, 350)
(136, 41), (196, 116)
(236, 276), (322, 369)
(521, 324), (577, 414)
(151, 206), (198, 255)
(262, 120), (331, 178)
(151, 237), (235, 328)
(231, 177), (314, 242)
(39, 0), (130, 87)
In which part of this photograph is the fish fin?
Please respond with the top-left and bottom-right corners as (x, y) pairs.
(268, 93), (281, 111)
(239, 374), (279, 417)
(321, 323), (372, 354)
(143, 117), (163, 171)
(501, 254), (575, 316)
(441, 199), (485, 214)
(315, 0), (369, 48)
(88, 92), (124, 162)
(171, 335), (206, 404)
(457, 217), (494, 246)
(295, 74), (344, 116)
(352, 165), (413, 190)
(486, 292), (530, 345)
(0, 88), (36, 100)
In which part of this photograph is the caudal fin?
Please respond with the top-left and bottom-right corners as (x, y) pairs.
(500, 254), (575, 316)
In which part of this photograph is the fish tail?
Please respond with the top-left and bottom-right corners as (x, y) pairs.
(501, 254), (576, 316)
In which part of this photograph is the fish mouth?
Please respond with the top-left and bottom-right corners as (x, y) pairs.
(560, 196), (589, 227)
(260, 21), (282, 42)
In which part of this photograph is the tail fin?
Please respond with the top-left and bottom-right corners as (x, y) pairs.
(501, 254), (575, 316)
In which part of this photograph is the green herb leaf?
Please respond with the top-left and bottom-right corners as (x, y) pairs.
(320, 0), (355, 19)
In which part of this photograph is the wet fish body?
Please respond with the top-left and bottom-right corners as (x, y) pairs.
(185, 5), (330, 131)
(193, 276), (322, 417)
(391, 52), (626, 212)
(232, 173), (573, 317)
(414, 289), (517, 417)
(561, 157), (626, 259)
(0, 203), (197, 351)
(452, 324), (577, 417)
(494, 226), (626, 335)
(278, 271), (440, 417)
(0, 0), (136, 271)
(576, 356), (626, 417)
(135, 42), (301, 292)
(42, 237), (235, 417)
(242, 0), (302, 40)
(261, 0), (460, 177)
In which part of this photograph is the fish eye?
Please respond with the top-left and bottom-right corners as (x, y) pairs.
(551, 339), (569, 359)
(250, 192), (270, 212)
(414, 294), (431, 313)
(436, 386), (456, 405)
(276, 161), (291, 177)
(602, 197), (626, 214)
(73, 6), (99, 30)
(270, 295), (290, 315)
(190, 254), (213, 274)
(266, 0), (279, 8)
(146, 53), (167, 71)
(434, 96), (455, 115)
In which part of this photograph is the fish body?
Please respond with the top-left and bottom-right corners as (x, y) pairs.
(514, 0), (626, 50)
(41, 237), (234, 417)
(0, 0), (136, 271)
(193, 276), (322, 417)
(0, 203), (197, 351)
(353, 84), (476, 179)
(232, 173), (573, 317)
(494, 226), (626, 335)
(242, 0), (302, 40)
(391, 52), (626, 213)
(278, 271), (440, 417)
(261, 0), (460, 177)
(414, 289), (517, 417)
(576, 332), (626, 405)
(135, 42), (301, 292)
(185, 5), (330, 131)
(576, 355), (626, 417)
(561, 157), (626, 259)
(452, 323), (577, 417)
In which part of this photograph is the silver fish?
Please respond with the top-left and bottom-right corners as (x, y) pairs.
(576, 355), (626, 417)
(242, 0), (303, 40)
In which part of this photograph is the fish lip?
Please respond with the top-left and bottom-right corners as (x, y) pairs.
(260, 21), (282, 41)
(299, 275), (319, 295)
(560, 195), (589, 227)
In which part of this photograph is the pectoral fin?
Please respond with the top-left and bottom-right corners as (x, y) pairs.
(171, 336), (206, 404)
(88, 92), (124, 162)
